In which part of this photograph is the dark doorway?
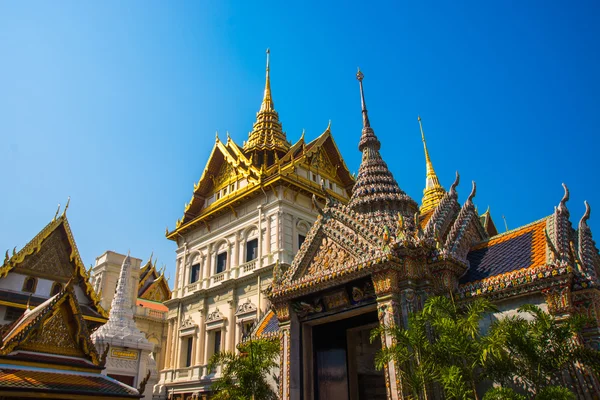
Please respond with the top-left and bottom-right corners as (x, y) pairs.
(312, 311), (386, 400)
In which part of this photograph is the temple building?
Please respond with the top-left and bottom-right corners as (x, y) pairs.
(91, 254), (158, 400)
(157, 50), (354, 399)
(0, 206), (142, 399)
(0, 203), (107, 331)
(260, 70), (600, 400)
(91, 251), (171, 372)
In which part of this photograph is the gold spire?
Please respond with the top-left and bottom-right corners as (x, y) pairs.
(418, 116), (446, 214)
(260, 48), (273, 112)
(244, 49), (290, 156)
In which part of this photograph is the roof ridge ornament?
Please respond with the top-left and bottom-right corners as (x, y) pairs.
(418, 116), (446, 214)
(348, 68), (418, 226)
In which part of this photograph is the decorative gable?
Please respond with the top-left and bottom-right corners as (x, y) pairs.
(14, 228), (74, 279)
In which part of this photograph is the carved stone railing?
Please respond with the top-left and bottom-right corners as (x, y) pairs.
(214, 272), (225, 283)
(241, 259), (257, 273)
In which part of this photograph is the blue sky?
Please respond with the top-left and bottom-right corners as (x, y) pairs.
(1, 1), (598, 284)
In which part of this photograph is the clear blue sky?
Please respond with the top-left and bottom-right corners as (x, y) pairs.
(1, 1), (599, 285)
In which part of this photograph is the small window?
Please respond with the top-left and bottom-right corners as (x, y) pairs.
(22, 277), (37, 293)
(298, 234), (306, 249)
(223, 187), (228, 195)
(246, 239), (258, 262)
(312, 173), (317, 182)
(213, 330), (222, 356)
(230, 183), (235, 193)
(50, 282), (62, 296)
(216, 252), (227, 274)
(190, 264), (200, 283)
(4, 306), (23, 322)
(185, 337), (193, 367)
(329, 181), (334, 190)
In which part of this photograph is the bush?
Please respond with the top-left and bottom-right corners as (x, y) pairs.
(535, 386), (576, 400)
(482, 387), (526, 400)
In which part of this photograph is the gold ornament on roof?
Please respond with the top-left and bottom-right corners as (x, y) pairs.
(418, 116), (446, 214)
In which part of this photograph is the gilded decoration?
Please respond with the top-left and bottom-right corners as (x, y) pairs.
(0, 212), (108, 320)
(543, 284), (573, 315)
(22, 309), (82, 357)
(308, 237), (353, 276)
(372, 269), (401, 297)
(14, 229), (73, 279)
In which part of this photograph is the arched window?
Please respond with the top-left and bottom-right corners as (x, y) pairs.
(22, 277), (37, 293)
(50, 282), (62, 296)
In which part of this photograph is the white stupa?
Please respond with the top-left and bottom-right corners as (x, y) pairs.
(92, 253), (158, 400)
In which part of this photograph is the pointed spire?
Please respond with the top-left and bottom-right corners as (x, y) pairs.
(260, 48), (274, 112)
(348, 69), (418, 226)
(244, 49), (289, 155)
(91, 254), (154, 351)
(418, 116), (446, 214)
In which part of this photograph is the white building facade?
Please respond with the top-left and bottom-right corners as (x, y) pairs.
(157, 52), (354, 399)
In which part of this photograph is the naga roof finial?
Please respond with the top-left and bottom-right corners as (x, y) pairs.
(449, 171), (460, 197)
(467, 181), (477, 203)
(53, 203), (61, 222)
(559, 183), (570, 212)
(61, 196), (70, 217)
(580, 201), (591, 227)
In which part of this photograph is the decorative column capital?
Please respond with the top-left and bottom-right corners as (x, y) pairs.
(273, 302), (291, 323)
(372, 268), (402, 297)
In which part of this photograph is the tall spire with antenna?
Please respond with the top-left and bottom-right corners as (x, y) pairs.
(260, 48), (274, 112)
(244, 49), (289, 156)
(348, 69), (418, 227)
(418, 116), (446, 214)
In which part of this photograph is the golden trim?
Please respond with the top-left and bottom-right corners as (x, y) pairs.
(0, 357), (99, 373)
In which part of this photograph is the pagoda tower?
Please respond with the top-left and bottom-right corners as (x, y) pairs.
(91, 254), (157, 400)
(348, 69), (419, 227)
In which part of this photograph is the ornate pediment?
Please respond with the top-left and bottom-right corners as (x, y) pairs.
(236, 299), (257, 316)
(22, 307), (83, 357)
(206, 308), (224, 323)
(0, 281), (99, 364)
(272, 202), (387, 299)
(14, 229), (73, 279)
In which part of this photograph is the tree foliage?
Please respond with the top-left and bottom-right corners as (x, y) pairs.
(207, 338), (279, 400)
(485, 304), (599, 395)
(371, 295), (497, 400)
(371, 296), (599, 399)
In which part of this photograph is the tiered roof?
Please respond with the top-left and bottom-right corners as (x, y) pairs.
(348, 69), (418, 228)
(0, 206), (107, 325)
(0, 281), (139, 399)
(138, 256), (171, 302)
(167, 52), (354, 239)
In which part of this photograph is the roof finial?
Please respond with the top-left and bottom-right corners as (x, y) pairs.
(260, 48), (273, 112)
(418, 116), (445, 214)
(356, 67), (370, 128)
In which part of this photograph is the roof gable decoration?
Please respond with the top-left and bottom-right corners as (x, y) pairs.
(578, 201), (600, 286)
(0, 280), (100, 365)
(0, 206), (108, 320)
(442, 181), (488, 263)
(423, 171), (461, 244)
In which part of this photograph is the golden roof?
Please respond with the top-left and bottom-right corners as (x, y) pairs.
(168, 124), (354, 239)
(243, 49), (290, 155)
(0, 205), (108, 321)
(418, 116), (446, 214)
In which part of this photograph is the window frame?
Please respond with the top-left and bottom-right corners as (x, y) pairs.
(216, 252), (227, 274)
(22, 276), (37, 293)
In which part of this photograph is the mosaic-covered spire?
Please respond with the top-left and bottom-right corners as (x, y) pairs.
(348, 69), (418, 225)
(418, 116), (446, 214)
(244, 49), (290, 157)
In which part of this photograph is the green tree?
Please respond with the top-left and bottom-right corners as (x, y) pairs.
(371, 295), (498, 400)
(207, 338), (279, 400)
(485, 304), (600, 396)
